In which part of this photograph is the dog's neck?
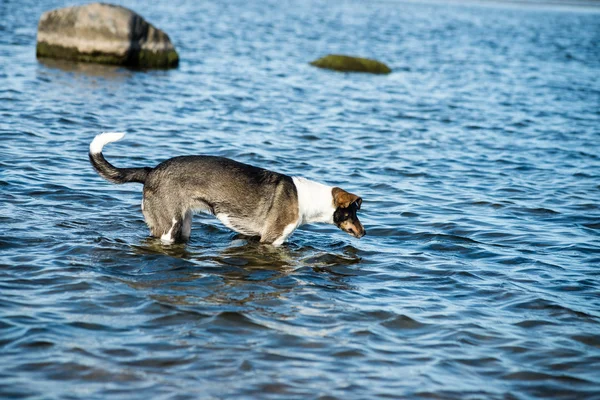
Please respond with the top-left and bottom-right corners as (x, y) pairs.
(292, 177), (336, 225)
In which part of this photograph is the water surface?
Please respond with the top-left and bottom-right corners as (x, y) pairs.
(1, 0), (600, 398)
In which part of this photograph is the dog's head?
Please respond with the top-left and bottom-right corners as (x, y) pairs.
(332, 187), (365, 238)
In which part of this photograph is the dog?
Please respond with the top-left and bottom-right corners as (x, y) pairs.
(89, 132), (365, 246)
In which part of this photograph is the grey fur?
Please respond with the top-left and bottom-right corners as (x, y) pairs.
(90, 150), (299, 243)
(89, 151), (151, 183)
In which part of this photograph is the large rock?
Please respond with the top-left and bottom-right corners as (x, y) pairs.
(36, 3), (179, 69)
(310, 54), (391, 74)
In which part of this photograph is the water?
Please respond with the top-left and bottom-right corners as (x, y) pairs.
(1, 0), (600, 398)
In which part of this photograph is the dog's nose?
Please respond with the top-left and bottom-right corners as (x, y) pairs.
(351, 227), (365, 238)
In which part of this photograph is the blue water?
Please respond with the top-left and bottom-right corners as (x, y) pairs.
(1, 0), (600, 398)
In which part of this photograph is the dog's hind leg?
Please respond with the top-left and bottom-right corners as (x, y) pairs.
(142, 192), (188, 243)
(160, 217), (184, 244)
(142, 194), (163, 238)
(147, 211), (187, 244)
(181, 209), (193, 241)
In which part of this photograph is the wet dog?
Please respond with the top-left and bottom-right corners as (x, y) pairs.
(89, 132), (365, 246)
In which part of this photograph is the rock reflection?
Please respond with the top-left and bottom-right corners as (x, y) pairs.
(37, 57), (133, 79)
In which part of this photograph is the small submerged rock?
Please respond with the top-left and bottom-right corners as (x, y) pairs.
(36, 3), (179, 69)
(310, 54), (391, 74)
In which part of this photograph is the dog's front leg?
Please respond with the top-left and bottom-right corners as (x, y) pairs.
(262, 222), (298, 247)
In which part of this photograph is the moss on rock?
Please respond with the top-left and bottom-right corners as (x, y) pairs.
(136, 49), (179, 69)
(36, 42), (179, 69)
(310, 54), (391, 74)
(36, 42), (127, 66)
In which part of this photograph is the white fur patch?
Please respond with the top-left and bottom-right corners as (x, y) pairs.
(215, 213), (256, 236)
(292, 177), (336, 225)
(89, 132), (125, 154)
(272, 222), (299, 247)
(216, 213), (235, 231)
(160, 218), (178, 244)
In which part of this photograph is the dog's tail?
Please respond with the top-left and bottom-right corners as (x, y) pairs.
(89, 132), (151, 184)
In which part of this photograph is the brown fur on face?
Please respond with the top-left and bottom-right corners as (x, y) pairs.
(337, 218), (365, 238)
(332, 187), (362, 209)
(332, 187), (365, 238)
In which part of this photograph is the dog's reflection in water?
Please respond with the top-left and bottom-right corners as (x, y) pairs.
(132, 234), (299, 274)
(132, 232), (361, 279)
(126, 234), (362, 309)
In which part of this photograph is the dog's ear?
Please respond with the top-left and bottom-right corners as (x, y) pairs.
(332, 187), (361, 209)
(354, 197), (362, 210)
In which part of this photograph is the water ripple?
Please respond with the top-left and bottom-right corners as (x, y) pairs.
(1, 0), (600, 399)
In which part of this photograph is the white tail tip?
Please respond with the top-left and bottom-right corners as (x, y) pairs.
(90, 132), (126, 154)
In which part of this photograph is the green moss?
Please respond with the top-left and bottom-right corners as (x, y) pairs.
(168, 50), (179, 67)
(36, 42), (179, 69)
(310, 54), (391, 74)
(136, 49), (179, 69)
(36, 42), (126, 65)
